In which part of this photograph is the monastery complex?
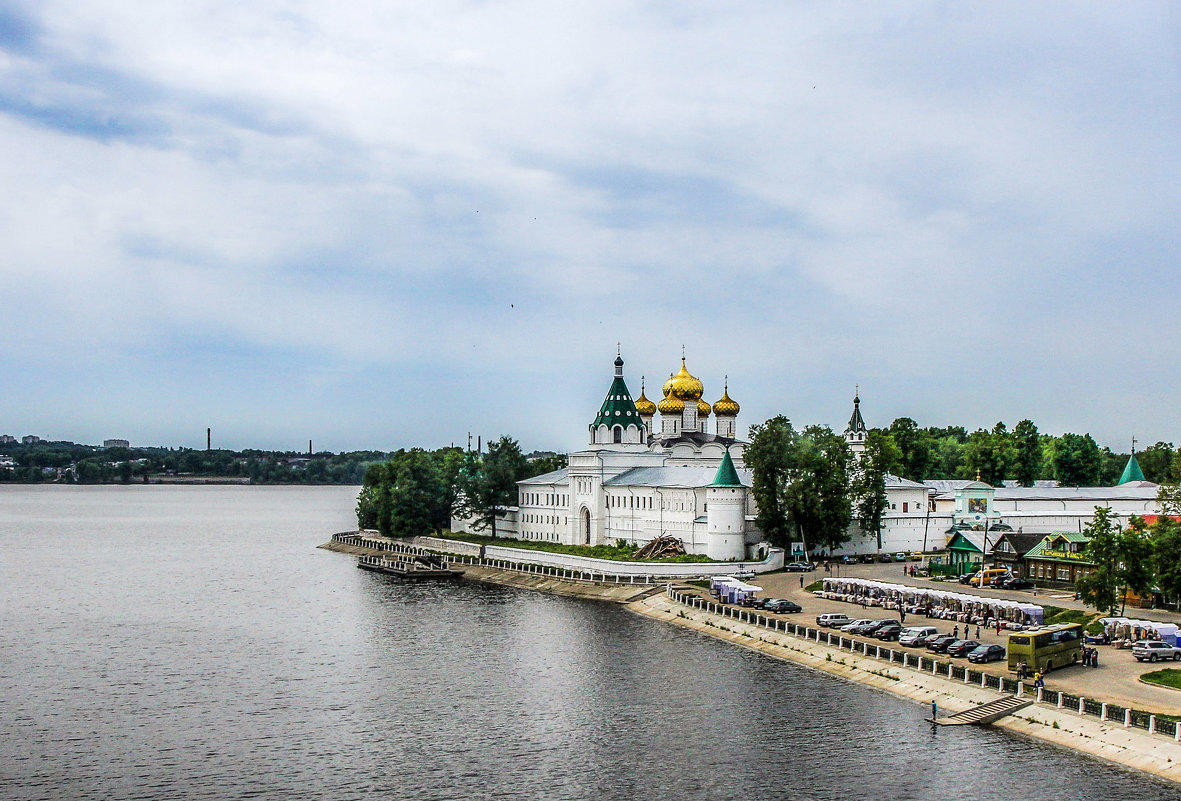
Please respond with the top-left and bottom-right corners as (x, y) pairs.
(453, 352), (1162, 562)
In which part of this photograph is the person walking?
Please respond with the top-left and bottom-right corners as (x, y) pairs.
(931, 699), (938, 720)
(952, 624), (959, 639)
(975, 625), (981, 639)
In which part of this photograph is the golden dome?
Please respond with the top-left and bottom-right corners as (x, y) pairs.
(713, 380), (740, 416)
(697, 398), (711, 417)
(657, 391), (685, 415)
(634, 377), (657, 417)
(662, 358), (704, 401)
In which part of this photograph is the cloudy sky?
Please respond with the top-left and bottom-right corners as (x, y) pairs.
(2, 2), (1179, 453)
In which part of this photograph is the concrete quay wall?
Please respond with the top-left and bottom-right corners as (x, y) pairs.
(631, 593), (1181, 787)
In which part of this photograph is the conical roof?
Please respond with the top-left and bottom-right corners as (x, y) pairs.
(846, 392), (866, 434)
(1118, 451), (1146, 485)
(592, 355), (641, 429)
(710, 447), (744, 488)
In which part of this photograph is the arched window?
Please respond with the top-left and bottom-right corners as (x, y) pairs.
(613, 426), (622, 443)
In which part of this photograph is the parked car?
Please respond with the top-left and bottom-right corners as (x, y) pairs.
(958, 572), (979, 585)
(998, 577), (1034, 590)
(875, 622), (904, 641)
(1131, 640), (1181, 662)
(910, 552), (923, 561)
(898, 626), (939, 647)
(785, 561), (814, 572)
(859, 554), (876, 564)
(764, 599), (802, 614)
(850, 620), (892, 636)
(967, 644), (1006, 663)
(947, 639), (983, 658)
(840, 618), (876, 633)
(733, 569), (757, 580)
(893, 552), (907, 562)
(876, 553), (893, 563)
(740, 596), (767, 608)
(926, 635), (959, 653)
(817, 613), (852, 628)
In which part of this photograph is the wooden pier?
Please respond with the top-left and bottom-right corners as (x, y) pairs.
(934, 696), (1032, 726)
(357, 554), (465, 579)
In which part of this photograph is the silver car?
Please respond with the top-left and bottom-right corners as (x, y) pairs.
(1132, 640), (1181, 662)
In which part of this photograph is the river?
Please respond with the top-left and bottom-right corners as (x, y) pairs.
(0, 485), (1176, 800)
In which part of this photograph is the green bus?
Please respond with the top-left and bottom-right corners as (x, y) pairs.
(1006, 623), (1083, 672)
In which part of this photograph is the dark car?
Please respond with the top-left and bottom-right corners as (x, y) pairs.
(999, 577), (1034, 590)
(785, 561), (814, 572)
(967, 644), (1006, 663)
(859, 554), (876, 564)
(850, 620), (892, 636)
(926, 635), (959, 653)
(740, 596), (767, 608)
(947, 639), (982, 658)
(875, 622), (904, 641)
(764, 599), (802, 614)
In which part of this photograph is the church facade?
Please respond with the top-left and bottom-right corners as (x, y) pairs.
(473, 351), (763, 561)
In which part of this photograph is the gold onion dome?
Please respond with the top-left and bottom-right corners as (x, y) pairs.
(663, 358), (704, 401)
(657, 389), (685, 414)
(697, 398), (711, 417)
(713, 381), (740, 416)
(634, 378), (657, 417)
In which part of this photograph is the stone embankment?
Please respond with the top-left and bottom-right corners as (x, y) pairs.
(631, 592), (1181, 787)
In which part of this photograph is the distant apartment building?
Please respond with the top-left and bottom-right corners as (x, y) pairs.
(0, 455), (15, 468)
(21, 435), (42, 445)
(103, 439), (131, 448)
(0, 434), (15, 444)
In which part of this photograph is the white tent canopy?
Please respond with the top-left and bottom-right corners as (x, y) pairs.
(820, 577), (1044, 626)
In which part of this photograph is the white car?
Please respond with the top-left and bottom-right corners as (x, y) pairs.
(1132, 640), (1181, 662)
(840, 618), (875, 633)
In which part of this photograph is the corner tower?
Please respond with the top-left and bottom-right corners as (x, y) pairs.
(706, 446), (746, 561)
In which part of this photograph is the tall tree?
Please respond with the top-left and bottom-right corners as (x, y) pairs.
(746, 416), (796, 549)
(964, 424), (1010, 485)
(1075, 507), (1122, 614)
(389, 449), (446, 538)
(1137, 442), (1176, 484)
(356, 462), (392, 532)
(851, 431), (891, 551)
(888, 418), (936, 481)
(1012, 419), (1042, 487)
(1151, 516), (1181, 607)
(455, 437), (529, 538)
(1052, 433), (1102, 487)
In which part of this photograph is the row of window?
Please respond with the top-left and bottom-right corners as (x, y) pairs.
(521, 513), (568, 526)
(520, 491), (570, 507)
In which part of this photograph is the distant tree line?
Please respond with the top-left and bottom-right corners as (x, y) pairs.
(861, 418), (1181, 487)
(0, 441), (388, 485)
(355, 438), (566, 538)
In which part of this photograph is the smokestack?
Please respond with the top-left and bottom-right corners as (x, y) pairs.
(477, 435), (481, 453)
(308, 439), (312, 455)
(207, 428), (211, 451)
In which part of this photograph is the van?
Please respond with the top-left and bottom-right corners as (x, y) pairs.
(817, 613), (851, 628)
(970, 568), (1010, 587)
(898, 626), (939, 647)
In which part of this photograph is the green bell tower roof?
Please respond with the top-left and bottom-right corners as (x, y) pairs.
(710, 447), (744, 488)
(592, 352), (642, 429)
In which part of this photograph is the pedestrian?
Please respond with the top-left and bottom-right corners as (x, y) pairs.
(799, 575), (804, 588)
(975, 625), (980, 639)
(900, 610), (906, 624)
(1034, 672), (1044, 689)
(931, 699), (938, 720)
(1092, 649), (1099, 668)
(1016, 661), (1026, 680)
(996, 620), (1002, 635)
(952, 624), (959, 639)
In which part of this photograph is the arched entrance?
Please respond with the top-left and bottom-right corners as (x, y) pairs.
(581, 507), (591, 545)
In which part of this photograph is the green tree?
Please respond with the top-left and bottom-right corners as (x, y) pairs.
(746, 416), (797, 549)
(432, 447), (466, 532)
(1151, 516), (1181, 607)
(1075, 507), (1122, 614)
(1137, 442), (1176, 484)
(851, 431), (891, 551)
(1157, 482), (1181, 517)
(888, 418), (936, 481)
(455, 437), (529, 538)
(356, 462), (392, 532)
(1118, 519), (1154, 616)
(964, 423), (1011, 485)
(1052, 433), (1102, 487)
(388, 449), (446, 537)
(1012, 419), (1042, 487)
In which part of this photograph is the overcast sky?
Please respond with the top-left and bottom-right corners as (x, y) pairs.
(2, 2), (1179, 454)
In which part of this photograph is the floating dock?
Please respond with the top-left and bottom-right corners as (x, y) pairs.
(934, 696), (1033, 726)
(357, 554), (465, 578)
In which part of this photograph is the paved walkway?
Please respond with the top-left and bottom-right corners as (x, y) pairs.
(747, 563), (1181, 716)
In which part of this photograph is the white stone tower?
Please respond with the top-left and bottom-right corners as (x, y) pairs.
(706, 446), (747, 561)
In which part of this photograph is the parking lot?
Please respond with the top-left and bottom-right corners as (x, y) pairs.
(736, 560), (1181, 716)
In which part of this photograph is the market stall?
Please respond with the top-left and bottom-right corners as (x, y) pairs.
(819, 577), (1044, 628)
(711, 576), (763, 604)
(1099, 617), (1179, 647)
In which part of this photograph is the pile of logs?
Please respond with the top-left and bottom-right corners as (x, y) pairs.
(632, 535), (686, 560)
